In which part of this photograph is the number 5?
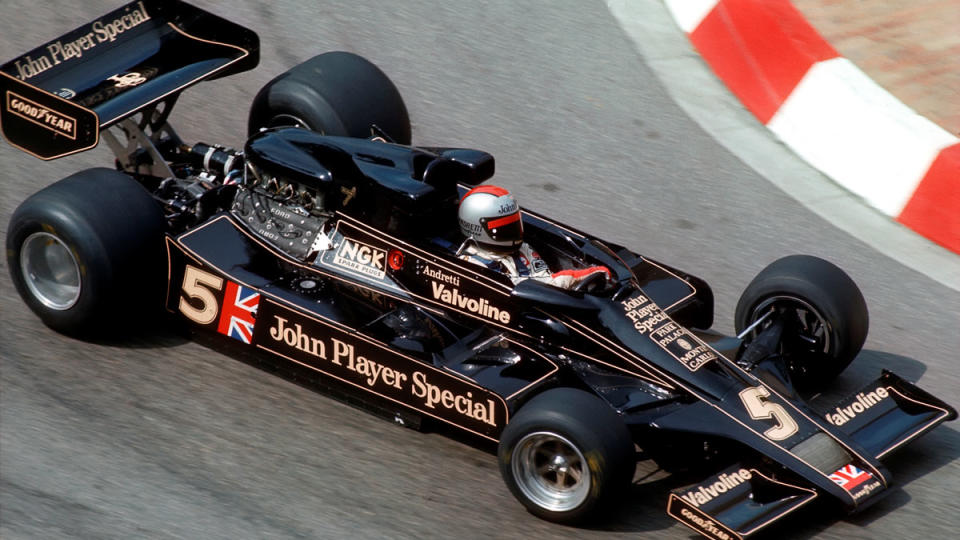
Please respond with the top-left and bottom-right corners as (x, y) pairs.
(739, 386), (799, 441)
(179, 265), (223, 325)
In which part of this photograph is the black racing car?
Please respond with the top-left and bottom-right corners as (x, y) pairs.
(1, 2), (954, 539)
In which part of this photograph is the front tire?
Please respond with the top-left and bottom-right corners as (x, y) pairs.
(735, 255), (868, 389)
(248, 51), (411, 144)
(6, 168), (167, 336)
(497, 388), (634, 524)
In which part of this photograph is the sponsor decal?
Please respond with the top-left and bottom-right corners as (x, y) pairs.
(388, 249), (404, 271)
(217, 281), (260, 344)
(6, 91), (76, 139)
(107, 71), (148, 88)
(54, 88), (76, 99)
(430, 281), (511, 324)
(825, 387), (890, 426)
(849, 478), (883, 501)
(331, 238), (387, 280)
(680, 469), (752, 507)
(498, 200), (519, 214)
(829, 464), (874, 495)
(529, 251), (549, 274)
(70, 66), (158, 109)
(459, 218), (483, 236)
(421, 263), (460, 287)
(620, 294), (718, 371)
(259, 304), (503, 432)
(91, 1), (152, 42)
(269, 316), (330, 361)
(668, 495), (740, 540)
(410, 371), (497, 424)
(11, 55), (54, 81)
(11, 1), (152, 81)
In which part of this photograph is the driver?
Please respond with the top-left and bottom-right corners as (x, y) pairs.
(457, 185), (611, 289)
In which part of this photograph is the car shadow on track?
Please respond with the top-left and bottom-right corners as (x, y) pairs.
(846, 422), (959, 522)
(807, 349), (929, 411)
(73, 314), (192, 350)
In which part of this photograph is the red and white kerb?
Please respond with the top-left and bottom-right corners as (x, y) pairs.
(665, 0), (960, 253)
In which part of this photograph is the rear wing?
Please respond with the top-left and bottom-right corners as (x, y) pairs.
(0, 0), (258, 159)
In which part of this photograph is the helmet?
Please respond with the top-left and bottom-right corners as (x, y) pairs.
(458, 185), (523, 249)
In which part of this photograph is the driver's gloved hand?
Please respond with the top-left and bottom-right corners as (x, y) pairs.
(550, 266), (611, 289)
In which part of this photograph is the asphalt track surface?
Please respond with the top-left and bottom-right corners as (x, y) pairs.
(1, 1), (957, 539)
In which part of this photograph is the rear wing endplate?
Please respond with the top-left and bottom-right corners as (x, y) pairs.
(0, 0), (258, 160)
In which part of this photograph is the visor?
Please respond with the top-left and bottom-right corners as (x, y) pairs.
(481, 212), (523, 244)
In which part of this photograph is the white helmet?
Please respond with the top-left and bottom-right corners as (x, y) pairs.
(458, 185), (523, 249)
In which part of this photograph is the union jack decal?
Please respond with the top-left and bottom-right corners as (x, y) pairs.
(217, 281), (260, 344)
(829, 463), (872, 492)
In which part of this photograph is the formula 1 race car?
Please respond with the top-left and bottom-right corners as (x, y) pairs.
(2, 2), (955, 539)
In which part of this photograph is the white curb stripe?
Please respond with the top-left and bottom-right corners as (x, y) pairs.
(663, 0), (719, 33)
(768, 58), (959, 216)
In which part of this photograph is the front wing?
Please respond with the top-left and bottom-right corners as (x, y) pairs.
(668, 464), (817, 540)
(822, 370), (955, 459)
(666, 371), (955, 539)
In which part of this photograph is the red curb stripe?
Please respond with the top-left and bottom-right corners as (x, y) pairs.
(897, 143), (960, 253)
(690, 0), (838, 124)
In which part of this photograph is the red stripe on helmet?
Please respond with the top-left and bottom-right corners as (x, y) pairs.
(461, 184), (510, 203)
(486, 212), (521, 229)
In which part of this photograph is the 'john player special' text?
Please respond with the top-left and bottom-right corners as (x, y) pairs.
(257, 302), (504, 435)
(621, 294), (718, 371)
(11, 2), (152, 81)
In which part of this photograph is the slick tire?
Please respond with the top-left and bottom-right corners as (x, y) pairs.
(498, 388), (634, 525)
(6, 168), (167, 337)
(248, 51), (411, 144)
(735, 255), (869, 389)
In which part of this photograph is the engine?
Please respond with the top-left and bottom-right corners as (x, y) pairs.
(159, 142), (332, 261)
(231, 181), (329, 260)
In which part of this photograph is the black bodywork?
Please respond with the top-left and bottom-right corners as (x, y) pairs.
(169, 128), (720, 436)
(169, 128), (719, 439)
(1, 2), (954, 539)
(166, 128), (953, 526)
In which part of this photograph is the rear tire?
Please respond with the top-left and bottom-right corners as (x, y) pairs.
(248, 51), (411, 144)
(735, 255), (868, 389)
(6, 168), (167, 336)
(497, 388), (634, 524)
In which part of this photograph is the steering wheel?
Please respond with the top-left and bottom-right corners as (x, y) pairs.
(572, 271), (608, 293)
